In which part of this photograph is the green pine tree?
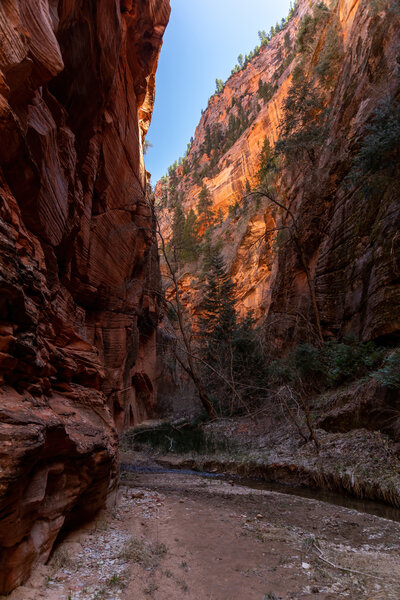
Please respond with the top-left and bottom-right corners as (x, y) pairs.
(171, 204), (185, 262)
(257, 136), (277, 183)
(199, 250), (236, 352)
(197, 184), (215, 231)
(275, 66), (326, 164)
(215, 78), (225, 94)
(181, 208), (199, 262)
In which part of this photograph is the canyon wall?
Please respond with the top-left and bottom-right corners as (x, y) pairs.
(0, 0), (170, 593)
(156, 0), (400, 348)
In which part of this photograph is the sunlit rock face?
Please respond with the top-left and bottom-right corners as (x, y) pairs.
(0, 0), (170, 593)
(156, 0), (400, 345)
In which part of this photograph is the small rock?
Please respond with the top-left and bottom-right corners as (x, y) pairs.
(132, 491), (144, 499)
(256, 514), (263, 519)
(179, 499), (185, 503)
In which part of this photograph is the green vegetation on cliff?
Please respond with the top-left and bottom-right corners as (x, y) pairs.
(156, 0), (400, 430)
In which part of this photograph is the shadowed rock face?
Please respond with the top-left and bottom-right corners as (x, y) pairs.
(0, 0), (170, 593)
(156, 0), (400, 346)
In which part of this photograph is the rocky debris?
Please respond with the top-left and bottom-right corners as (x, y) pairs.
(6, 486), (166, 600)
(0, 0), (170, 593)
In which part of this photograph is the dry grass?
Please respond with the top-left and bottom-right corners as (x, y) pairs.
(50, 547), (78, 571)
(118, 536), (167, 569)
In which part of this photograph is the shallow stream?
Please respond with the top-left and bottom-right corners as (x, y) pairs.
(121, 461), (400, 522)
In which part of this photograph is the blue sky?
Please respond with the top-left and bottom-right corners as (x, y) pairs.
(145, 0), (293, 185)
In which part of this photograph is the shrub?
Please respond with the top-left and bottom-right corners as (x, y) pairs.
(228, 200), (241, 216)
(296, 13), (313, 53)
(347, 97), (400, 185)
(368, 0), (399, 14)
(346, 47), (400, 190)
(296, 2), (330, 55)
(268, 354), (296, 386)
(293, 343), (324, 380)
(268, 343), (324, 387)
(232, 313), (268, 394)
(268, 337), (385, 389)
(323, 337), (384, 386)
(373, 350), (400, 388)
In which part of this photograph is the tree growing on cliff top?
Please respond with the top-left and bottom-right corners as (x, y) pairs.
(215, 78), (225, 94)
(258, 30), (269, 46)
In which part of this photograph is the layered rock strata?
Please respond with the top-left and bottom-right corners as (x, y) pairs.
(157, 0), (400, 346)
(0, 0), (170, 593)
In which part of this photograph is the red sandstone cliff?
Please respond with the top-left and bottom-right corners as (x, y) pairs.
(0, 0), (170, 593)
(156, 0), (400, 347)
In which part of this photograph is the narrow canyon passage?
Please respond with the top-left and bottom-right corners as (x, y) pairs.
(6, 452), (400, 600)
(1, 0), (400, 595)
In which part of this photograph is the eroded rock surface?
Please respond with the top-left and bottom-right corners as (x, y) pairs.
(0, 0), (170, 593)
(156, 0), (400, 345)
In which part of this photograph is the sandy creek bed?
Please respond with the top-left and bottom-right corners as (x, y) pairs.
(4, 451), (400, 600)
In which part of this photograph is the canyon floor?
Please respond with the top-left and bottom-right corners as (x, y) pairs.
(5, 451), (400, 600)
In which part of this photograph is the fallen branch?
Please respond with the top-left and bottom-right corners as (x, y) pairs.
(312, 543), (388, 582)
